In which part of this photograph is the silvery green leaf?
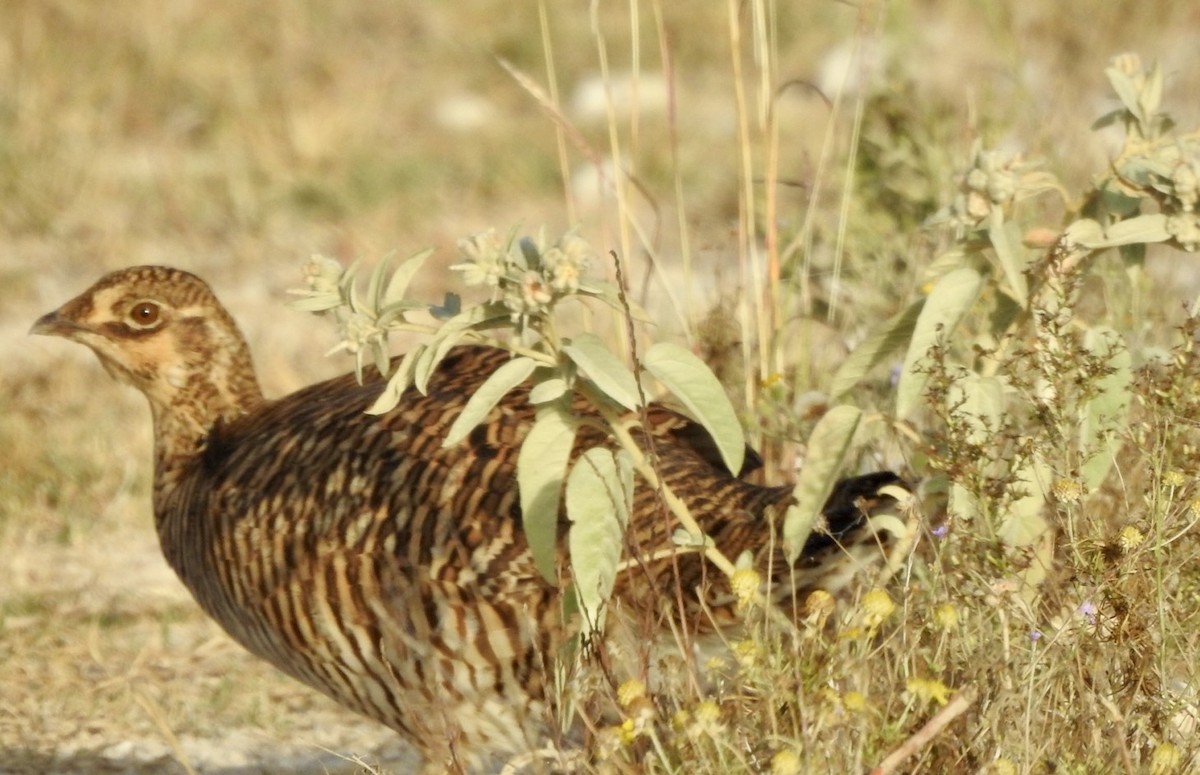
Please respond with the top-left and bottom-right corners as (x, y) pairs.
(1067, 215), (1170, 248)
(1104, 64), (1143, 123)
(366, 249), (398, 314)
(566, 448), (632, 635)
(287, 293), (343, 312)
(829, 300), (922, 400)
(563, 333), (641, 410)
(530, 377), (568, 404)
(947, 374), (1007, 447)
(896, 268), (983, 420)
(443, 356), (537, 447)
(988, 211), (1028, 307)
(577, 283), (654, 323)
(382, 247), (435, 308)
(671, 528), (710, 547)
(366, 346), (422, 415)
(783, 405), (861, 563)
(644, 342), (745, 475)
(1079, 327), (1131, 491)
(415, 328), (465, 395)
(999, 455), (1050, 547)
(518, 403), (578, 583)
(1103, 214), (1171, 246)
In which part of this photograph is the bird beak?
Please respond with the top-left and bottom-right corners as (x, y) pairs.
(30, 309), (85, 339)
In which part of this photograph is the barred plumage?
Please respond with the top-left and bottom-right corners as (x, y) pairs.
(33, 266), (905, 772)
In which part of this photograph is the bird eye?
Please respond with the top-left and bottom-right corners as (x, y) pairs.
(128, 301), (162, 328)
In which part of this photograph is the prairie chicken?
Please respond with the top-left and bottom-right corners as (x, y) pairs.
(33, 265), (906, 773)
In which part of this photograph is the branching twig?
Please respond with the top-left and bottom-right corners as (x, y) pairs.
(870, 687), (977, 775)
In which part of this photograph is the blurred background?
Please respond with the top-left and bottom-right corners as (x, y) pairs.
(2, 1), (1197, 772)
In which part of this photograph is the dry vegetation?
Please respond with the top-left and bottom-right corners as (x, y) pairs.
(4, 1), (1200, 773)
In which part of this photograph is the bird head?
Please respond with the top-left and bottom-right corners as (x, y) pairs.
(32, 266), (264, 432)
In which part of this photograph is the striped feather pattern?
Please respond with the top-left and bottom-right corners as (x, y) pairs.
(33, 266), (905, 773)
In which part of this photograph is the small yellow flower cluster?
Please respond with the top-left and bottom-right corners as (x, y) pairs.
(1149, 741), (1182, 774)
(614, 679), (654, 739)
(730, 567), (762, 611)
(1117, 525), (1145, 553)
(770, 749), (802, 775)
(906, 677), (952, 706)
(731, 638), (763, 670)
(1162, 469), (1187, 488)
(860, 587), (896, 629)
(616, 678), (646, 708)
(842, 691), (869, 713)
(1052, 478), (1084, 504)
(933, 602), (960, 631)
(685, 699), (725, 740)
(986, 758), (1018, 775)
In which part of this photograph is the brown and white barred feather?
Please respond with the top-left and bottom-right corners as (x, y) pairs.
(33, 266), (907, 773)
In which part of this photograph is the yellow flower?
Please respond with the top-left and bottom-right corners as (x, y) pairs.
(988, 758), (1018, 775)
(1149, 742), (1182, 775)
(1163, 470), (1187, 488)
(906, 677), (952, 706)
(842, 691), (868, 713)
(731, 567), (762, 609)
(1117, 525), (1145, 553)
(770, 749), (802, 775)
(934, 602), (960, 631)
(704, 655), (728, 673)
(616, 679), (646, 708)
(731, 639), (763, 670)
(687, 700), (724, 739)
(1052, 478), (1084, 503)
(860, 587), (896, 627)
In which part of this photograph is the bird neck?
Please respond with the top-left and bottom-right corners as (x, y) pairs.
(146, 337), (264, 490)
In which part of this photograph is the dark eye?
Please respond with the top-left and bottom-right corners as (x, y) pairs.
(129, 301), (161, 328)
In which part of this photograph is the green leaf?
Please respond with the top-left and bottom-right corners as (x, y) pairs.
(895, 268), (983, 420)
(948, 481), (980, 523)
(1103, 214), (1170, 246)
(988, 211), (1028, 307)
(1140, 61), (1163, 122)
(643, 342), (745, 475)
(443, 356), (537, 447)
(518, 404), (578, 583)
(1105, 64), (1144, 123)
(366, 346), (423, 415)
(1079, 327), (1131, 491)
(999, 455), (1050, 547)
(947, 373), (1007, 446)
(563, 333), (641, 411)
(577, 282), (653, 323)
(1063, 218), (1105, 248)
(566, 448), (632, 635)
(382, 247), (435, 308)
(413, 302), (512, 394)
(830, 300), (922, 400)
(782, 405), (862, 563)
(1068, 214), (1171, 249)
(415, 329), (466, 394)
(365, 250), (397, 314)
(287, 293), (343, 312)
(529, 377), (568, 404)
